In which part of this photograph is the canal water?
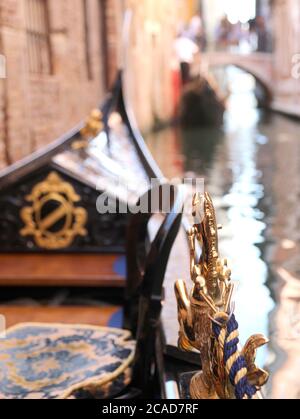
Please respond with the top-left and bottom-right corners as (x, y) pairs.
(146, 67), (300, 399)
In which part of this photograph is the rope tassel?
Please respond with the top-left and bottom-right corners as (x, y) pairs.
(212, 313), (257, 400)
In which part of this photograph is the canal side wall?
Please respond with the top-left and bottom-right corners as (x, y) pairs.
(0, 0), (107, 167)
(124, 0), (183, 133)
(0, 0), (191, 170)
(270, 0), (300, 118)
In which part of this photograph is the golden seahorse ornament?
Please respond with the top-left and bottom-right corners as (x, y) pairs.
(175, 192), (269, 399)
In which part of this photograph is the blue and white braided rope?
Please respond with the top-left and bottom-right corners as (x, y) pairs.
(212, 313), (257, 400)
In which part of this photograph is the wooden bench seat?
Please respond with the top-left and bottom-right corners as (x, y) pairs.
(0, 305), (122, 329)
(0, 254), (126, 288)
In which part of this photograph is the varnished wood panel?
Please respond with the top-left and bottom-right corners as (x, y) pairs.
(0, 305), (121, 328)
(0, 254), (126, 287)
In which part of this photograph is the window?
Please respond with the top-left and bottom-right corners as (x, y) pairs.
(83, 0), (93, 80)
(25, 0), (52, 74)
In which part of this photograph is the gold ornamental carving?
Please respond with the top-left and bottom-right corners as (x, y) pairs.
(20, 172), (87, 250)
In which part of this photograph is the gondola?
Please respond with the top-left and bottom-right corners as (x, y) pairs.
(0, 69), (187, 399)
(0, 70), (269, 400)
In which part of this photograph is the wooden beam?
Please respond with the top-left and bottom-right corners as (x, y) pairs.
(0, 305), (121, 328)
(0, 254), (126, 288)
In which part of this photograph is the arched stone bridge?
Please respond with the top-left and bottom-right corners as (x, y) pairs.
(201, 51), (274, 97)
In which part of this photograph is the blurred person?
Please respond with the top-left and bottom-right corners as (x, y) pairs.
(249, 16), (271, 52)
(215, 16), (233, 50)
(189, 12), (207, 51)
(228, 22), (243, 50)
(174, 30), (199, 84)
(256, 16), (269, 52)
(248, 18), (258, 51)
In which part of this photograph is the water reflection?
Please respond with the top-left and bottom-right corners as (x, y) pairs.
(146, 67), (300, 399)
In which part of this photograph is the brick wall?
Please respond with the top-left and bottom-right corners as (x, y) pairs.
(0, 0), (107, 167)
(0, 0), (185, 169)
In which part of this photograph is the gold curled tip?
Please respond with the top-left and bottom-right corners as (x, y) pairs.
(90, 109), (103, 120)
(80, 109), (103, 140)
(224, 283), (235, 314)
(242, 334), (270, 364)
(192, 193), (202, 207)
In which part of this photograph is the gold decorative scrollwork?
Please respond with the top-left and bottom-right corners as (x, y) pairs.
(20, 172), (88, 250)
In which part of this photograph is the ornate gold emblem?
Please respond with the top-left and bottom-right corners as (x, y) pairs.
(175, 193), (269, 399)
(20, 172), (88, 250)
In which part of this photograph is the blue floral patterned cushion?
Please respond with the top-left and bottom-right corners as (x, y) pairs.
(0, 323), (135, 399)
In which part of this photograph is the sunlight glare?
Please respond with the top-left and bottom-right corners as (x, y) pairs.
(218, 0), (256, 24)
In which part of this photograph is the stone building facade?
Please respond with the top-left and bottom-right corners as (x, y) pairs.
(271, 0), (300, 116)
(0, 0), (187, 169)
(0, 0), (109, 168)
(125, 0), (179, 130)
